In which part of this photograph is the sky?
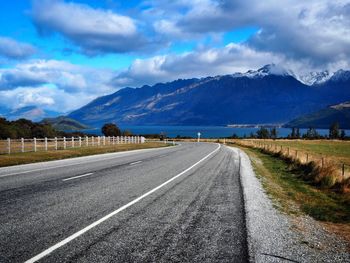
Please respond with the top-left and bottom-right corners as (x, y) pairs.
(0, 0), (350, 114)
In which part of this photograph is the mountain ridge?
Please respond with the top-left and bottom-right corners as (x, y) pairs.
(68, 64), (350, 127)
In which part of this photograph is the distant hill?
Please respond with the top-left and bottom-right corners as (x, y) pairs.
(41, 116), (89, 131)
(68, 64), (350, 127)
(285, 102), (350, 129)
(6, 106), (60, 122)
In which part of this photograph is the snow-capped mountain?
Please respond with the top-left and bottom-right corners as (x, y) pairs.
(232, 64), (294, 79)
(329, 69), (350, 82)
(69, 64), (350, 127)
(299, 71), (332, 85)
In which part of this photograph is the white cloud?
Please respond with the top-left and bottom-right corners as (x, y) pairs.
(112, 43), (285, 87)
(0, 37), (36, 59)
(147, 0), (350, 69)
(0, 59), (116, 113)
(0, 86), (96, 112)
(31, 0), (157, 54)
(0, 59), (114, 93)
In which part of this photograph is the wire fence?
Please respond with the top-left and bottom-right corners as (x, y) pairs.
(0, 136), (145, 155)
(229, 139), (350, 180)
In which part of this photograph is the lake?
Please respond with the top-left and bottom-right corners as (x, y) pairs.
(70, 126), (350, 138)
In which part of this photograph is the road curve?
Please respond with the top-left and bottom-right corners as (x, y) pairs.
(0, 142), (248, 263)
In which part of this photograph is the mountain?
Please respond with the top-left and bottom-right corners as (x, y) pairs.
(6, 106), (60, 122)
(285, 102), (350, 129)
(299, 71), (332, 85)
(41, 116), (89, 131)
(69, 65), (350, 127)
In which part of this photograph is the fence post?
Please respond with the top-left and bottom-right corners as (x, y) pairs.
(306, 153), (309, 163)
(103, 136), (106, 146)
(34, 138), (37, 152)
(7, 138), (11, 154)
(55, 137), (58, 150)
(45, 137), (48, 151)
(63, 137), (66, 149)
(295, 150), (298, 159)
(287, 147), (290, 156)
(72, 137), (74, 148)
(86, 136), (89, 146)
(21, 138), (24, 153)
(321, 157), (325, 168)
(98, 136), (101, 146)
(79, 137), (82, 147)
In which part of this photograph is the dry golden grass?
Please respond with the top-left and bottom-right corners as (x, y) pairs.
(0, 142), (169, 167)
(237, 145), (350, 246)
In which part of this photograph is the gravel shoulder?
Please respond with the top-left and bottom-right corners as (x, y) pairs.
(229, 146), (350, 263)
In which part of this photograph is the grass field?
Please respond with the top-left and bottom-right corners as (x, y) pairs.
(253, 139), (350, 166)
(0, 142), (169, 168)
(239, 146), (350, 243)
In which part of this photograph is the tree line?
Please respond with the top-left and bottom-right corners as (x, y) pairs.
(0, 119), (134, 139)
(231, 122), (347, 140)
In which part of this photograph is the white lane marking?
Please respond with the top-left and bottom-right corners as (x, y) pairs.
(62, 173), (94, 182)
(129, 161), (142, 165)
(0, 146), (176, 178)
(25, 143), (220, 263)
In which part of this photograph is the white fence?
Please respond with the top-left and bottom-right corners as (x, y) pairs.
(0, 136), (145, 155)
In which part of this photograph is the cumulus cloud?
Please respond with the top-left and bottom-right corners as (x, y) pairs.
(0, 59), (116, 113)
(0, 37), (36, 59)
(0, 86), (96, 112)
(0, 59), (114, 93)
(112, 43), (285, 87)
(31, 0), (159, 55)
(148, 0), (350, 69)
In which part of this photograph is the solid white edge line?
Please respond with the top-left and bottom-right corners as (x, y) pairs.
(129, 161), (142, 165)
(62, 173), (94, 182)
(25, 143), (221, 263)
(0, 145), (176, 178)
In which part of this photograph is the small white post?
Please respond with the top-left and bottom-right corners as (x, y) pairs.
(34, 138), (37, 152)
(86, 136), (89, 146)
(121, 136), (124, 144)
(44, 137), (48, 151)
(63, 137), (66, 149)
(21, 138), (24, 153)
(141, 136), (145, 143)
(197, 132), (201, 143)
(79, 137), (82, 147)
(103, 136), (106, 146)
(98, 136), (101, 146)
(55, 137), (58, 150)
(7, 138), (11, 154)
(112, 136), (115, 145)
(92, 136), (95, 146)
(72, 137), (75, 148)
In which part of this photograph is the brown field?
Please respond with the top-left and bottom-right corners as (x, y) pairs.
(0, 142), (169, 167)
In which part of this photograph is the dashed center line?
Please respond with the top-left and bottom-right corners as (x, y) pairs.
(129, 161), (142, 165)
(62, 173), (94, 182)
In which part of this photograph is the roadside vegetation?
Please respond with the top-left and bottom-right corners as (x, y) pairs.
(238, 146), (350, 222)
(231, 143), (350, 243)
(0, 142), (169, 167)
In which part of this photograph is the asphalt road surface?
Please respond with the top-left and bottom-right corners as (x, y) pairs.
(0, 142), (248, 263)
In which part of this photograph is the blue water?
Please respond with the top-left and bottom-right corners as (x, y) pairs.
(70, 126), (350, 138)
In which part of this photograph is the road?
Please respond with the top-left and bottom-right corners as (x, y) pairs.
(0, 142), (248, 263)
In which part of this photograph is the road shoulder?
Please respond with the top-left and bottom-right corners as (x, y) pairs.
(229, 146), (349, 263)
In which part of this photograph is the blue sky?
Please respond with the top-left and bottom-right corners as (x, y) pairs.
(0, 0), (350, 115)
